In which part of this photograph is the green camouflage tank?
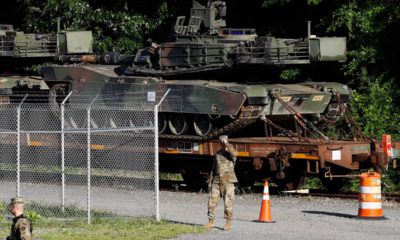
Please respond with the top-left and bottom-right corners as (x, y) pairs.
(38, 0), (350, 139)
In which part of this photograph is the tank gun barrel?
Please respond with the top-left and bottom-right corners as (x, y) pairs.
(58, 54), (98, 64)
(283, 38), (304, 45)
(58, 52), (135, 65)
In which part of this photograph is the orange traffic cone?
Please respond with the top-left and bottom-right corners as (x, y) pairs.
(357, 171), (386, 220)
(257, 181), (274, 223)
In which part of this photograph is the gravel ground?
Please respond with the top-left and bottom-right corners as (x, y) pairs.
(161, 191), (400, 240)
(2, 181), (399, 239)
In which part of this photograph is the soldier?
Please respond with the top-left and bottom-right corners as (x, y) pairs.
(7, 197), (32, 240)
(205, 135), (238, 231)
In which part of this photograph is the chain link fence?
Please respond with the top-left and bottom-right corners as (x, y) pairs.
(0, 91), (167, 222)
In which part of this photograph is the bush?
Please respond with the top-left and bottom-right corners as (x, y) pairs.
(0, 202), (8, 214)
(351, 79), (400, 139)
(381, 164), (400, 193)
(25, 210), (41, 223)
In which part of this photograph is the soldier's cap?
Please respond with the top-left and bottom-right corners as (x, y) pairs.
(11, 197), (24, 204)
(219, 135), (228, 141)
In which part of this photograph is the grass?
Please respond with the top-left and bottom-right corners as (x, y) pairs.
(0, 163), (153, 179)
(159, 173), (183, 181)
(303, 167), (400, 193)
(303, 177), (324, 190)
(0, 202), (206, 240)
(0, 217), (205, 240)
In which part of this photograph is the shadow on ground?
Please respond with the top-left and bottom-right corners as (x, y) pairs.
(302, 210), (355, 219)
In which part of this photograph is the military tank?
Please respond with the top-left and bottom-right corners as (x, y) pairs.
(40, 0), (350, 140)
(0, 24), (94, 103)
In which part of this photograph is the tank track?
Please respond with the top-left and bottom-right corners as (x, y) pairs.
(159, 117), (257, 141)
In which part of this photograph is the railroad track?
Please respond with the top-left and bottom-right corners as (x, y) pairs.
(159, 180), (400, 202)
(281, 189), (400, 202)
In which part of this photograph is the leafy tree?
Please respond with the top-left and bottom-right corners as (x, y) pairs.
(351, 79), (400, 139)
(262, 0), (400, 138)
(326, 0), (400, 138)
(19, 0), (169, 54)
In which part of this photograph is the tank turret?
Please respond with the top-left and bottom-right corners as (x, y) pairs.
(0, 24), (93, 67)
(130, 0), (346, 76)
(1, 26), (94, 102)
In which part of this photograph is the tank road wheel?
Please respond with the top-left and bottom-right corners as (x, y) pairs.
(168, 114), (188, 135)
(193, 115), (213, 136)
(158, 113), (168, 134)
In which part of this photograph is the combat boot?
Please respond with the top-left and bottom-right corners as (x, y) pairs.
(223, 219), (232, 231)
(204, 219), (214, 229)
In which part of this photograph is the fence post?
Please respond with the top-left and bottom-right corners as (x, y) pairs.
(154, 89), (170, 222)
(87, 95), (98, 224)
(16, 94), (28, 197)
(61, 91), (73, 211)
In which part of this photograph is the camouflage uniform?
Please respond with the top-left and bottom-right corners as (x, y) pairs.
(7, 197), (32, 240)
(9, 215), (32, 240)
(207, 142), (238, 221)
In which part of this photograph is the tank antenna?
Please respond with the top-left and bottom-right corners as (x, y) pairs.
(57, 17), (61, 33)
(307, 20), (312, 38)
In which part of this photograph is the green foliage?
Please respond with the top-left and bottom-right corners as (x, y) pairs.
(381, 165), (400, 193)
(25, 210), (41, 223)
(262, 0), (292, 7)
(21, 0), (169, 54)
(24, 203), (114, 218)
(340, 167), (400, 193)
(0, 217), (205, 240)
(328, 1), (386, 40)
(324, 1), (400, 140)
(279, 68), (300, 80)
(306, 0), (321, 5)
(303, 177), (323, 189)
(341, 177), (359, 193)
(350, 79), (400, 138)
(341, 47), (376, 83)
(0, 202), (7, 214)
(320, 117), (352, 140)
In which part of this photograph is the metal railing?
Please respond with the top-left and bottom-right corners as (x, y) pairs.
(237, 44), (310, 64)
(0, 39), (57, 57)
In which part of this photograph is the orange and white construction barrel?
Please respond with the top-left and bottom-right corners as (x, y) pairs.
(358, 172), (385, 219)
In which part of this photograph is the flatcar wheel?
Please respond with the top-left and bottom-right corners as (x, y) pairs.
(168, 114), (188, 135)
(274, 161), (306, 191)
(275, 174), (305, 191)
(158, 113), (168, 134)
(319, 166), (350, 192)
(181, 173), (201, 191)
(193, 115), (213, 136)
(235, 159), (256, 194)
(181, 170), (209, 191)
